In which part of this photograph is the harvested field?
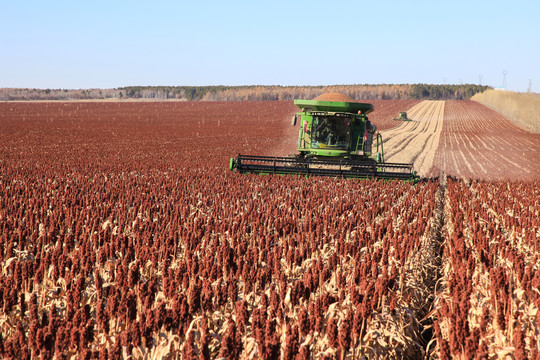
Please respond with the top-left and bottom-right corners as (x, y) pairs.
(0, 100), (539, 359)
(376, 100), (540, 180)
(379, 101), (445, 177)
(367, 100), (422, 131)
(430, 101), (540, 180)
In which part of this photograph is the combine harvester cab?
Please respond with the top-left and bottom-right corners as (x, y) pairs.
(230, 93), (418, 181)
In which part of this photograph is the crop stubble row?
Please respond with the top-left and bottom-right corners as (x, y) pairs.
(380, 100), (445, 177)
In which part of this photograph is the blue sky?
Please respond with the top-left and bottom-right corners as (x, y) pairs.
(1, 0), (539, 91)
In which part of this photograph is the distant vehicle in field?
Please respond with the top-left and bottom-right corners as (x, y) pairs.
(393, 112), (411, 121)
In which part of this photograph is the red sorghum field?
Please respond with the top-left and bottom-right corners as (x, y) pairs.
(0, 101), (539, 359)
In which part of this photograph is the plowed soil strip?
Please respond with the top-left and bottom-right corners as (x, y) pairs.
(380, 101), (445, 177)
(430, 100), (540, 180)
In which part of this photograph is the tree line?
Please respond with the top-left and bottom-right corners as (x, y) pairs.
(0, 84), (492, 101)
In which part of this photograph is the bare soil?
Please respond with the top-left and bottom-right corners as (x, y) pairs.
(430, 101), (540, 180)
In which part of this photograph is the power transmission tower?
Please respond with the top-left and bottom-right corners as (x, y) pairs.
(528, 79), (532, 93)
(503, 70), (507, 90)
(479, 74), (483, 85)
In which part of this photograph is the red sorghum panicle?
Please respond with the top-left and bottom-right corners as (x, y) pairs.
(182, 330), (196, 360)
(297, 306), (310, 336)
(235, 299), (249, 334)
(219, 317), (242, 359)
(327, 316), (339, 348)
(283, 324), (299, 360)
(199, 316), (211, 360)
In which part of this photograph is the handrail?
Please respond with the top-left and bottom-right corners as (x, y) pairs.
(376, 133), (385, 163)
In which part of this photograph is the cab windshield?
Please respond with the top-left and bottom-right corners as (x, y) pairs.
(311, 116), (351, 149)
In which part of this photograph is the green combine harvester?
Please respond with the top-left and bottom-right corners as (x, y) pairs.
(393, 112), (411, 121)
(229, 94), (417, 181)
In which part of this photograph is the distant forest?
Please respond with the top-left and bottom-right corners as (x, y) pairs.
(0, 84), (491, 101)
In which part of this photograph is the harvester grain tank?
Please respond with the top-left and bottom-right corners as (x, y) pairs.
(229, 93), (417, 181)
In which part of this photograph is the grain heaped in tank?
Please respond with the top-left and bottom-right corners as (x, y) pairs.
(313, 92), (356, 102)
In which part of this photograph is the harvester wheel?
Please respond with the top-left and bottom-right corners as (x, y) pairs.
(229, 157), (237, 171)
